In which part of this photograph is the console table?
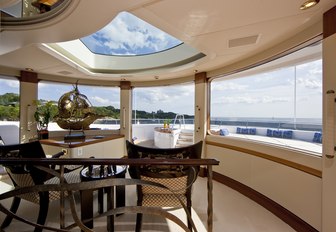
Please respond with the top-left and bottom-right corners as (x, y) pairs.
(40, 134), (125, 158)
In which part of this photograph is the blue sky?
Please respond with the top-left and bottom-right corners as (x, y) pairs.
(0, 59), (322, 120)
(0, 79), (195, 115)
(211, 59), (322, 119)
(0, 78), (19, 94)
(133, 85), (194, 115)
(80, 11), (182, 56)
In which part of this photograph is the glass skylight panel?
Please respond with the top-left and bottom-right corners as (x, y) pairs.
(80, 11), (183, 56)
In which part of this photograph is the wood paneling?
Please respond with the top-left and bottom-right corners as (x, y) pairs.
(324, 5), (336, 39)
(20, 70), (38, 83)
(120, 81), (131, 90)
(195, 72), (207, 84)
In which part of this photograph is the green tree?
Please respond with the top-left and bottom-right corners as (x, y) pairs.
(0, 93), (19, 106)
(0, 92), (193, 122)
(0, 105), (19, 121)
(33, 100), (58, 130)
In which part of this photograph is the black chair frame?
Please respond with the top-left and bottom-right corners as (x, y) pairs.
(126, 140), (203, 232)
(0, 140), (72, 232)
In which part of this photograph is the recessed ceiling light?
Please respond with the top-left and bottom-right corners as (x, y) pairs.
(300, 0), (319, 10)
(25, 68), (34, 72)
(154, 76), (159, 80)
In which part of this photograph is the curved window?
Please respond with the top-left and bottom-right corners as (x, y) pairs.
(38, 81), (120, 131)
(132, 83), (194, 147)
(210, 42), (322, 154)
(1, 0), (65, 18)
(80, 11), (182, 56)
(0, 76), (20, 144)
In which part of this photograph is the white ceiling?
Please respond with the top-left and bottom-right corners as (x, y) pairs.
(0, 0), (335, 83)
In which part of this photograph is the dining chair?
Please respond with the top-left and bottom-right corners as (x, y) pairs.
(0, 140), (81, 232)
(126, 140), (203, 232)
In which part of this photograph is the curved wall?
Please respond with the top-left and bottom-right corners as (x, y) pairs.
(205, 135), (322, 230)
(0, 5), (334, 231)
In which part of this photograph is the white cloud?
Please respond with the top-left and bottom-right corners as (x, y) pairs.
(91, 96), (109, 105)
(0, 79), (19, 89)
(260, 96), (288, 103)
(297, 78), (322, 89)
(214, 95), (289, 105)
(0, 79), (19, 96)
(136, 84), (194, 104)
(85, 12), (180, 55)
(211, 82), (247, 91)
(134, 84), (194, 114)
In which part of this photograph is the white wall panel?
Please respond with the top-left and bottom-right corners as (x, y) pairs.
(206, 135), (322, 230)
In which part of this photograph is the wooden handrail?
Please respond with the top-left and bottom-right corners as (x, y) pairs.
(0, 158), (220, 166)
(0, 157), (219, 232)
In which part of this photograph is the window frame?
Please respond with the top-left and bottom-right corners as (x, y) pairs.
(37, 81), (121, 131)
(207, 39), (323, 156)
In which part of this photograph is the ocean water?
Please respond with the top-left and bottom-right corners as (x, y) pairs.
(94, 117), (322, 131)
(210, 117), (321, 123)
(210, 117), (322, 131)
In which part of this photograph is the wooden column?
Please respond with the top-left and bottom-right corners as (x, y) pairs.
(120, 81), (132, 143)
(194, 72), (208, 156)
(19, 70), (38, 143)
(322, 5), (336, 232)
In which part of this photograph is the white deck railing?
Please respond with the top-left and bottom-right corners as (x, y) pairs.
(0, 121), (322, 154)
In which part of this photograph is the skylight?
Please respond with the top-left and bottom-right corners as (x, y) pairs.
(45, 11), (205, 77)
(80, 11), (183, 56)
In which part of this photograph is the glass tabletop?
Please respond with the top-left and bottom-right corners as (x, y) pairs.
(80, 165), (126, 181)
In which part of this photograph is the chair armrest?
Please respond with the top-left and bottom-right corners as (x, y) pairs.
(49, 151), (65, 171)
(51, 151), (65, 158)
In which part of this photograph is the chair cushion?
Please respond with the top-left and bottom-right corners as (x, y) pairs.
(141, 175), (188, 195)
(6, 168), (81, 203)
(44, 170), (81, 201)
(8, 171), (41, 203)
(126, 140), (202, 213)
(142, 194), (187, 207)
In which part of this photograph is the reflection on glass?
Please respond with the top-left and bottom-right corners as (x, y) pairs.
(0, 76), (20, 144)
(1, 0), (64, 18)
(210, 42), (322, 154)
